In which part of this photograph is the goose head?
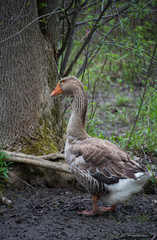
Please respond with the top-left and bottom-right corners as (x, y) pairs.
(51, 76), (85, 98)
(51, 76), (88, 137)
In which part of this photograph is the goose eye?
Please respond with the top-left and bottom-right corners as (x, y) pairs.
(62, 80), (65, 83)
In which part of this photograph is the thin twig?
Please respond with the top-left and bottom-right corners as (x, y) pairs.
(86, 57), (108, 132)
(97, 33), (157, 65)
(90, 57), (108, 118)
(125, 43), (157, 149)
(63, 0), (112, 77)
(58, 7), (71, 59)
(0, 0), (28, 35)
(63, 0), (138, 77)
(58, 0), (89, 63)
(0, 8), (62, 44)
(86, 21), (120, 67)
(60, 4), (84, 76)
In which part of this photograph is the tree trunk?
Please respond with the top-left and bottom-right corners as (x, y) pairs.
(0, 0), (64, 154)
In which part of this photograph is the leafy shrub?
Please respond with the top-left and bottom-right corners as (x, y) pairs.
(113, 86), (157, 154)
(0, 152), (12, 179)
(86, 115), (104, 139)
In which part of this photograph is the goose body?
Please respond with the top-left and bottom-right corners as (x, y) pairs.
(51, 76), (149, 215)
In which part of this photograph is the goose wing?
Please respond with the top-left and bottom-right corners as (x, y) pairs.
(71, 137), (145, 185)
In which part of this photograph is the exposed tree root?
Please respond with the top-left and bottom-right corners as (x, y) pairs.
(3, 151), (71, 175)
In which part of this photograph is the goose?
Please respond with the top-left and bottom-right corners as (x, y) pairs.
(51, 76), (150, 215)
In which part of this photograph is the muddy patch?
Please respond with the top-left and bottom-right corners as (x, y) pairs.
(0, 185), (157, 240)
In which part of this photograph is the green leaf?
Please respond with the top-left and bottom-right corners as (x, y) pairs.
(39, 17), (47, 24)
(38, 2), (47, 9)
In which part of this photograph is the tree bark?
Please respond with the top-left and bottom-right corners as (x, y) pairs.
(0, 0), (64, 154)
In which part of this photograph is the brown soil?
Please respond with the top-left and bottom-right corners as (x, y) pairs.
(0, 183), (157, 240)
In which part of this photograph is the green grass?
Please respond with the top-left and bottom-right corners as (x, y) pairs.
(84, 76), (157, 155)
(0, 151), (12, 179)
(114, 87), (157, 154)
(135, 214), (149, 225)
(115, 94), (130, 106)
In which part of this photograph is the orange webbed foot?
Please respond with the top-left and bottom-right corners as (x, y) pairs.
(77, 205), (117, 216)
(98, 205), (117, 212)
(78, 210), (95, 216)
(78, 195), (117, 216)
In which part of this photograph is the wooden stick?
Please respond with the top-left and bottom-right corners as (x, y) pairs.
(0, 192), (12, 206)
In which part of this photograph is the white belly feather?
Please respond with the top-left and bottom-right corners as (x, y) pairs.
(101, 173), (149, 205)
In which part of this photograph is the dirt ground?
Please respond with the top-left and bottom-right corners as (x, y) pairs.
(0, 181), (157, 240)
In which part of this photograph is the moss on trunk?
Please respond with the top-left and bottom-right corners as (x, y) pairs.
(22, 116), (64, 155)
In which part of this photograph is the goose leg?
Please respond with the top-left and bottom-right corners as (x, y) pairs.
(92, 195), (99, 213)
(78, 195), (117, 215)
(78, 195), (99, 215)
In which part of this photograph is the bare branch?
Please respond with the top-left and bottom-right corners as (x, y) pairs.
(63, 0), (112, 77)
(75, 15), (114, 27)
(97, 32), (157, 66)
(76, 21), (120, 78)
(0, 0), (28, 35)
(60, 7), (81, 75)
(0, 8), (62, 44)
(87, 56), (108, 125)
(65, 0), (75, 11)
(59, 0), (89, 76)
(63, 0), (139, 77)
(58, 8), (71, 58)
(82, 0), (102, 10)
(88, 22), (120, 64)
(76, 48), (89, 78)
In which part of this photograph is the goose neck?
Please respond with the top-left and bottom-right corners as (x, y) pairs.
(67, 88), (88, 139)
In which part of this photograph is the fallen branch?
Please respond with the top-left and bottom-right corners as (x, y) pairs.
(117, 233), (156, 240)
(3, 151), (71, 175)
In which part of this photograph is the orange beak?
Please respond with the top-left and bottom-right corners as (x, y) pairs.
(51, 83), (63, 97)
